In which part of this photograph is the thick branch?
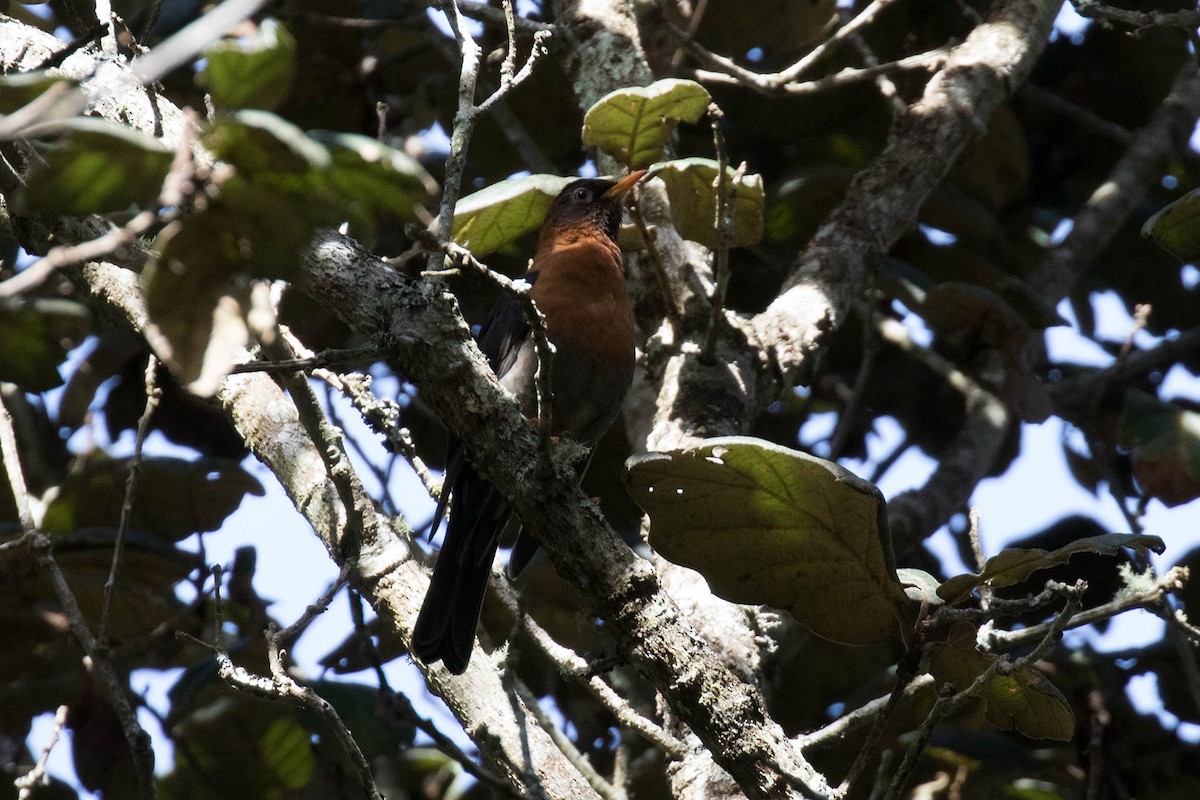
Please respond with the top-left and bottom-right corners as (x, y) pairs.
(1030, 59), (1200, 300)
(298, 231), (830, 799)
(749, 0), (1060, 388)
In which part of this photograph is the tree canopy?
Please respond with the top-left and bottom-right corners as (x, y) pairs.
(2, 1), (1200, 799)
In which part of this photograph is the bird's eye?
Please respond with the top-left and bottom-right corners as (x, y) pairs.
(573, 187), (592, 202)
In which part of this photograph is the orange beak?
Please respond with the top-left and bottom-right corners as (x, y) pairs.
(602, 169), (648, 199)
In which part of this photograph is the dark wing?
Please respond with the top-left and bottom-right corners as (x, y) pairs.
(427, 271), (538, 536)
(478, 270), (537, 376)
(413, 274), (538, 673)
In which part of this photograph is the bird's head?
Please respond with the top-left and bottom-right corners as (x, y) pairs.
(541, 170), (648, 242)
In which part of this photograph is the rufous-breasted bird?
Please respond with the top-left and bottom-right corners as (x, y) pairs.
(412, 170), (646, 674)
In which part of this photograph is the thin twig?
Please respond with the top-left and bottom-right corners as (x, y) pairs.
(500, 0), (519, 84)
(343, 592), (515, 793)
(841, 12), (905, 114)
(835, 652), (921, 795)
(688, 47), (951, 96)
(828, 311), (879, 461)
(1071, 0), (1200, 33)
(15, 705), (69, 800)
(229, 346), (379, 375)
(986, 567), (1187, 651)
(884, 582), (1085, 800)
(511, 678), (622, 800)
(798, 674), (936, 752)
(191, 563), (383, 799)
(216, 640), (384, 800)
(493, 580), (687, 757)
(627, 196), (682, 322)
(98, 355), (160, 647)
(700, 103), (734, 365)
(774, 0), (902, 86)
(426, 0), (551, 273)
(322, 371), (442, 500)
(670, 6), (945, 96)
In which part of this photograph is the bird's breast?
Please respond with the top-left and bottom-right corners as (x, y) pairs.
(526, 232), (636, 441)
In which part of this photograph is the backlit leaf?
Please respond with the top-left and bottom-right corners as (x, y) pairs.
(1143, 187), (1200, 261)
(203, 18), (296, 111)
(308, 129), (436, 221)
(20, 117), (173, 215)
(938, 532), (1165, 604)
(451, 173), (572, 256)
(625, 436), (907, 645)
(0, 299), (91, 391)
(582, 79), (711, 169)
(646, 158), (764, 248)
(928, 622), (1074, 741)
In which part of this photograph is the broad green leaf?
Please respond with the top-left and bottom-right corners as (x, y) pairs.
(624, 436), (908, 645)
(204, 109), (331, 178)
(937, 532), (1165, 604)
(646, 158), (765, 248)
(308, 129), (436, 221)
(0, 299), (91, 391)
(203, 18), (296, 111)
(261, 716), (315, 790)
(1118, 389), (1200, 507)
(41, 455), (264, 541)
(19, 117), (173, 215)
(451, 173), (572, 256)
(582, 79), (711, 169)
(303, 680), (416, 759)
(0, 71), (72, 115)
(1143, 187), (1200, 261)
(1118, 388), (1200, 467)
(928, 622), (1074, 741)
(162, 673), (317, 797)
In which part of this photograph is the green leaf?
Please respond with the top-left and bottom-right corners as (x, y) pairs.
(19, 117), (173, 215)
(1118, 388), (1200, 464)
(928, 622), (1074, 741)
(1118, 389), (1200, 507)
(646, 158), (765, 248)
(1142, 187), (1200, 261)
(304, 680), (416, 759)
(202, 18), (296, 111)
(937, 532), (1166, 604)
(0, 299), (91, 391)
(624, 436), (908, 645)
(204, 109), (331, 178)
(582, 79), (711, 169)
(308, 130), (436, 221)
(0, 71), (73, 115)
(451, 173), (572, 256)
(261, 716), (315, 790)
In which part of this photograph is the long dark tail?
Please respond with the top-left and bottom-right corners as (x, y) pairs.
(411, 461), (509, 674)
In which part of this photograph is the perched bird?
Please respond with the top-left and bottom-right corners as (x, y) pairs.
(412, 170), (646, 674)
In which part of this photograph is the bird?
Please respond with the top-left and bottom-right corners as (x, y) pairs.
(412, 169), (646, 674)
